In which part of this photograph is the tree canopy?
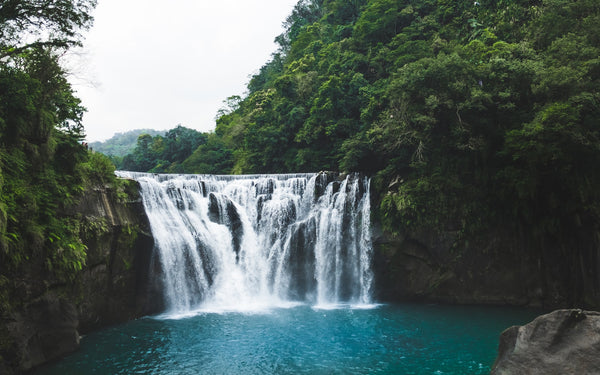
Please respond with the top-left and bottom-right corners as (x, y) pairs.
(120, 125), (208, 173)
(0, 0), (96, 58)
(0, 0), (103, 308)
(168, 0), (600, 284)
(89, 129), (165, 158)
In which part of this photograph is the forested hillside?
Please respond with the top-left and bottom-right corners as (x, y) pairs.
(171, 0), (599, 265)
(89, 128), (164, 158)
(117, 125), (209, 173)
(0, 0), (122, 311)
(115, 0), (600, 279)
(150, 0), (598, 305)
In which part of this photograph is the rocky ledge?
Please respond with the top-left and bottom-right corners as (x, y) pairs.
(492, 309), (600, 374)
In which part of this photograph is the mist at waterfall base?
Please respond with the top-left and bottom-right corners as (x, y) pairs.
(36, 173), (541, 374)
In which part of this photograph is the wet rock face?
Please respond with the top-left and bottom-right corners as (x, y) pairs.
(286, 218), (317, 301)
(313, 171), (338, 199)
(208, 193), (244, 261)
(74, 180), (158, 331)
(491, 309), (600, 375)
(5, 295), (79, 372)
(370, 219), (600, 309)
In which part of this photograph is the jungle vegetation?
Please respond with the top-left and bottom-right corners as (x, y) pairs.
(89, 128), (165, 158)
(0, 0), (125, 310)
(1, 0), (599, 308)
(125, 0), (599, 252)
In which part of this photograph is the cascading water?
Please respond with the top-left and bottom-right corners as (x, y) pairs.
(117, 171), (374, 314)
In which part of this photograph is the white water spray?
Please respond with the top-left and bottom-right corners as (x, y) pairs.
(118, 172), (374, 313)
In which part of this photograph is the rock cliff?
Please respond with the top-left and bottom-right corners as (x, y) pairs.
(0, 179), (158, 373)
(72, 179), (159, 332)
(372, 223), (600, 310)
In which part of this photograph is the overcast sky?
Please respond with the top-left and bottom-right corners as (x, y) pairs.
(69, 0), (298, 142)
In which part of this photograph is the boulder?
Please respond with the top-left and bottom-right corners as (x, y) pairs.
(492, 309), (600, 375)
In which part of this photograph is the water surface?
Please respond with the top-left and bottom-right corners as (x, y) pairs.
(36, 303), (541, 375)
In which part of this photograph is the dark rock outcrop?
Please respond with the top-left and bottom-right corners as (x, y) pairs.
(73, 180), (158, 332)
(372, 224), (539, 306)
(313, 171), (338, 200)
(208, 193), (243, 261)
(372, 220), (600, 309)
(491, 309), (600, 375)
(287, 217), (317, 301)
(0, 179), (157, 373)
(4, 295), (79, 371)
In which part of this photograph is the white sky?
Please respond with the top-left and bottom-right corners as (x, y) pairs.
(69, 0), (298, 142)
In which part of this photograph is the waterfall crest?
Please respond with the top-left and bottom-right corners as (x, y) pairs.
(117, 171), (374, 313)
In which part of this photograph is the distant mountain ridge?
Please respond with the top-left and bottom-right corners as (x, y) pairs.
(89, 129), (165, 157)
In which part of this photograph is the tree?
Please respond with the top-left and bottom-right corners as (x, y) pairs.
(0, 0), (96, 58)
(181, 133), (234, 174)
(0, 0), (98, 283)
(163, 125), (207, 164)
(117, 126), (209, 172)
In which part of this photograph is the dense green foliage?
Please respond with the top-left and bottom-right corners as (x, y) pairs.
(117, 0), (600, 257)
(89, 129), (165, 158)
(183, 0), (599, 266)
(0, 0), (115, 310)
(0, 48), (86, 284)
(1, 0), (598, 312)
(119, 125), (208, 173)
(180, 133), (234, 174)
(0, 0), (96, 58)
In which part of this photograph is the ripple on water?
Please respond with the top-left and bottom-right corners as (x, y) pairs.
(34, 303), (543, 375)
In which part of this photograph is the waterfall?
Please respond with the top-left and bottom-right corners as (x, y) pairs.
(117, 171), (374, 313)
